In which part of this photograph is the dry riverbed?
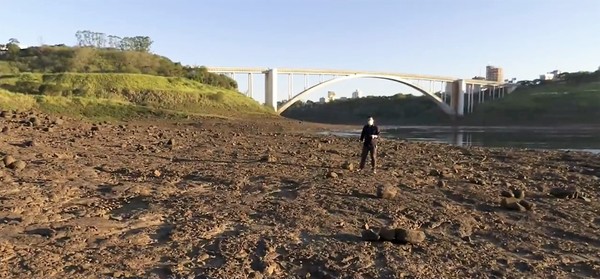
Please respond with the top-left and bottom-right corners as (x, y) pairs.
(1, 110), (599, 279)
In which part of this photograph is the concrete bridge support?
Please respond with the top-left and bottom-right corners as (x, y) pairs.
(448, 79), (466, 116)
(264, 68), (278, 111)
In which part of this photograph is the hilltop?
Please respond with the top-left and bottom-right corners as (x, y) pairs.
(0, 35), (272, 120)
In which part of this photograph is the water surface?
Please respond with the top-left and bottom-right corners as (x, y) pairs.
(323, 126), (600, 154)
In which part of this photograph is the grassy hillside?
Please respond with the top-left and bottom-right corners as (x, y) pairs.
(0, 39), (274, 120)
(0, 73), (273, 120)
(0, 45), (237, 90)
(282, 94), (450, 125)
(466, 81), (600, 125)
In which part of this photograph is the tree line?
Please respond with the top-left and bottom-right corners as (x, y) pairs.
(75, 30), (153, 52)
(518, 69), (600, 87)
(0, 36), (237, 90)
(282, 94), (449, 125)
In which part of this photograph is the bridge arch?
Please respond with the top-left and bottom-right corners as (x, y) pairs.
(276, 74), (454, 115)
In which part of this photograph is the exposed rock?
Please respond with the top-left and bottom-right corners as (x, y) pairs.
(376, 185), (397, 200)
(29, 117), (41, 126)
(342, 161), (355, 171)
(429, 169), (442, 177)
(26, 228), (56, 238)
(3, 155), (16, 167)
(500, 190), (514, 198)
(1, 127), (8, 134)
(361, 229), (380, 241)
(549, 188), (576, 199)
(501, 197), (526, 211)
(24, 140), (37, 147)
(8, 160), (27, 171)
(395, 228), (426, 244)
(437, 180), (446, 187)
(53, 118), (64, 126)
(327, 171), (338, 179)
(518, 200), (535, 211)
(379, 227), (396, 241)
(261, 154), (277, 163)
(469, 177), (485, 185)
(512, 189), (525, 199)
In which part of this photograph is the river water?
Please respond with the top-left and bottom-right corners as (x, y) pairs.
(324, 126), (600, 154)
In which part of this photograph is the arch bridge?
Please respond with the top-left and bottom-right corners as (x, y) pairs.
(206, 67), (516, 117)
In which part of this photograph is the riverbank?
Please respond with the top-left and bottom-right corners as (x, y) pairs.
(321, 125), (600, 154)
(282, 79), (600, 127)
(1, 111), (599, 278)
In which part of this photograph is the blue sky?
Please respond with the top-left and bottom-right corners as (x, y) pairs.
(1, 0), (599, 103)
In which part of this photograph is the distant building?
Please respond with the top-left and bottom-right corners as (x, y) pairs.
(327, 91), (336, 102)
(540, 70), (562, 81)
(351, 89), (362, 98)
(486, 65), (504, 82)
(472, 76), (486, 80)
(340, 97), (348, 100)
(319, 97), (326, 104)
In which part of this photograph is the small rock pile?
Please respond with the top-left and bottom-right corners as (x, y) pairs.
(361, 225), (426, 244)
(499, 188), (534, 211)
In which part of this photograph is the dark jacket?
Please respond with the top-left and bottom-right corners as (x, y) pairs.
(360, 124), (380, 147)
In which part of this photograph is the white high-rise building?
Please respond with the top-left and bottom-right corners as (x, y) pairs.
(352, 89), (362, 99)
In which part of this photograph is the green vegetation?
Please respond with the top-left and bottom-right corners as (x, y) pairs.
(467, 78), (600, 126)
(282, 94), (450, 125)
(0, 73), (272, 120)
(75, 30), (152, 52)
(0, 34), (274, 120)
(0, 34), (237, 90)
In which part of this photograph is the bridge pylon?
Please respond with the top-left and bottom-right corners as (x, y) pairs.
(264, 68), (278, 111)
(449, 79), (466, 117)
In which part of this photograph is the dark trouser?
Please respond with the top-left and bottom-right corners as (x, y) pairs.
(359, 144), (376, 169)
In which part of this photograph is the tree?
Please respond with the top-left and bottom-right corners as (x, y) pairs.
(74, 31), (153, 52)
(5, 38), (20, 58)
(107, 35), (121, 48)
(122, 36), (153, 52)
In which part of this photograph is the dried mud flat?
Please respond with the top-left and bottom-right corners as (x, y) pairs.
(1, 111), (599, 279)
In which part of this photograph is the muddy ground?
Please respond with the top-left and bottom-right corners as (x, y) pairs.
(0, 111), (599, 279)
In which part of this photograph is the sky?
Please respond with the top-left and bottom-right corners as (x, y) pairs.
(1, 0), (599, 104)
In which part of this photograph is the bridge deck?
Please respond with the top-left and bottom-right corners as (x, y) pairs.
(205, 67), (504, 86)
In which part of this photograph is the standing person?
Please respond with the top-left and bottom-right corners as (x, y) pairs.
(359, 116), (380, 173)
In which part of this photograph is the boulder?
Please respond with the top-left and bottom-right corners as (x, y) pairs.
(395, 228), (426, 244)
